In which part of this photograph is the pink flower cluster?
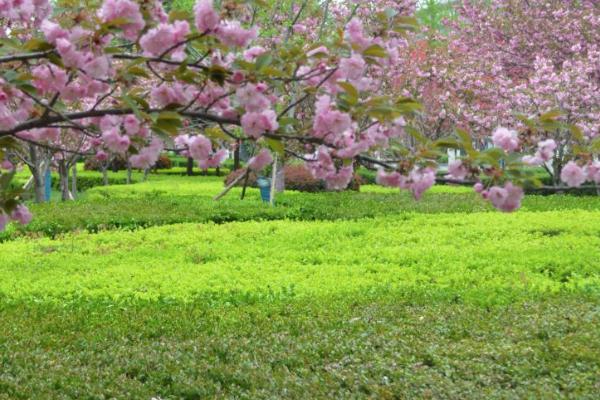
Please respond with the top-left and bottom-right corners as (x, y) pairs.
(129, 138), (163, 170)
(522, 139), (557, 166)
(307, 146), (354, 190)
(175, 134), (227, 168)
(447, 160), (469, 180)
(140, 21), (190, 61)
(492, 127), (519, 152)
(237, 84), (279, 138)
(247, 149), (273, 171)
(194, 0), (257, 48)
(481, 182), (524, 213)
(99, 0), (145, 40)
(0, 205), (32, 232)
(376, 167), (436, 200)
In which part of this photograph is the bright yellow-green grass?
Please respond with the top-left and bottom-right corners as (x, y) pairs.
(2, 210), (598, 304)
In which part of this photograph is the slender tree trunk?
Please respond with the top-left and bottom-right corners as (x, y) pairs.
(71, 162), (77, 199)
(233, 140), (241, 170)
(58, 159), (71, 201)
(102, 164), (109, 186)
(126, 161), (132, 184)
(28, 145), (46, 203)
(186, 157), (194, 176)
(143, 168), (149, 181)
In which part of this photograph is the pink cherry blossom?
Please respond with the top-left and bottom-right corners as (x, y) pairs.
(1, 160), (13, 171)
(140, 21), (190, 61)
(215, 21), (257, 48)
(487, 182), (524, 212)
(102, 128), (130, 154)
(376, 170), (406, 188)
(247, 148), (273, 171)
(194, 0), (220, 33)
(312, 95), (352, 141)
(40, 19), (68, 44)
(187, 135), (212, 161)
(82, 55), (111, 80)
(492, 127), (519, 152)
(123, 115), (140, 136)
(99, 0), (145, 41)
(339, 53), (366, 82)
(537, 139), (557, 162)
(10, 204), (32, 225)
(96, 150), (108, 161)
(560, 161), (586, 187)
(236, 83), (270, 112)
(586, 161), (600, 184)
(241, 110), (279, 139)
(32, 64), (68, 94)
(409, 167), (435, 200)
(198, 149), (228, 169)
(447, 160), (469, 180)
(129, 139), (163, 170)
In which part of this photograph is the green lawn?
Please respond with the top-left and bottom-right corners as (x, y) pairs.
(0, 174), (599, 398)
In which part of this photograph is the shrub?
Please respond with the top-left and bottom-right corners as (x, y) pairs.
(84, 156), (128, 172)
(153, 155), (172, 170)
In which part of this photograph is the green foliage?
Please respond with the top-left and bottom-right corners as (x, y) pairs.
(2, 211), (600, 302)
(1, 174), (599, 397)
(1, 296), (598, 399)
(5, 175), (600, 240)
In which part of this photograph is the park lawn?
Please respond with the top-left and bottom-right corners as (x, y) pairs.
(0, 209), (599, 398)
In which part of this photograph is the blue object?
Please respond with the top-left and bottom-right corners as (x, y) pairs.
(44, 168), (52, 202)
(256, 177), (271, 203)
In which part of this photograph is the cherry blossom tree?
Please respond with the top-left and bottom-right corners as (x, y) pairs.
(444, 0), (600, 186)
(0, 0), (598, 230)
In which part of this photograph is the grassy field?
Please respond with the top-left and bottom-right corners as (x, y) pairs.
(1, 174), (599, 398)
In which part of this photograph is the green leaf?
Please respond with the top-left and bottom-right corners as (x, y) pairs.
(23, 39), (53, 52)
(337, 81), (359, 105)
(539, 109), (562, 122)
(255, 53), (273, 71)
(265, 138), (285, 156)
(434, 137), (461, 150)
(363, 44), (387, 58)
(404, 126), (428, 144)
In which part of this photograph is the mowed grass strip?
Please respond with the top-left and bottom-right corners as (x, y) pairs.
(1, 210), (599, 303)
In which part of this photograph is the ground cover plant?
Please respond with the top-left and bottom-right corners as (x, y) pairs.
(2, 175), (600, 242)
(1, 210), (599, 398)
(1, 0), (599, 398)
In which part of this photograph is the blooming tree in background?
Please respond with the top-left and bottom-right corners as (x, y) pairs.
(444, 0), (600, 186)
(0, 0), (599, 230)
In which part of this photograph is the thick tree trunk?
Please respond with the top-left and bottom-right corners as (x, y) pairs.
(216, 166), (220, 176)
(32, 168), (46, 203)
(186, 157), (194, 176)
